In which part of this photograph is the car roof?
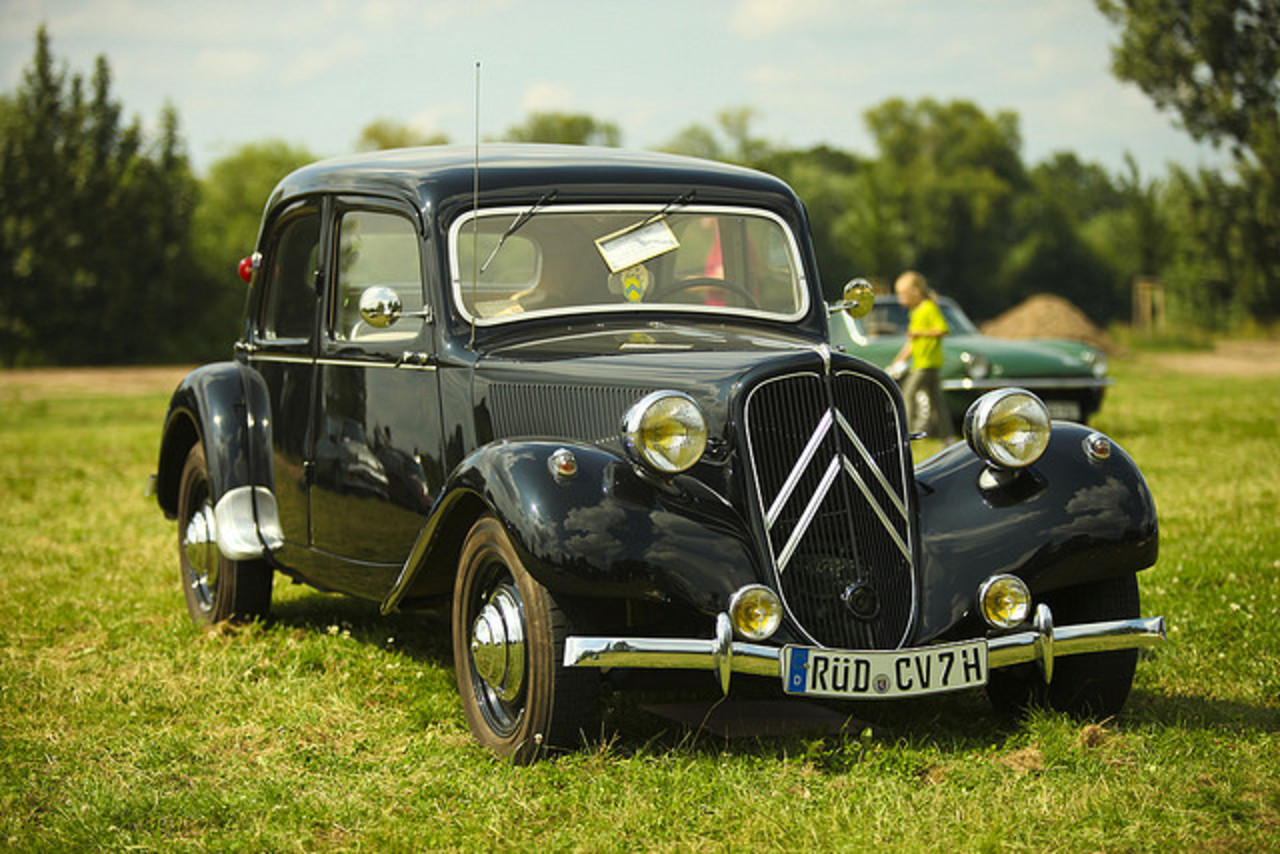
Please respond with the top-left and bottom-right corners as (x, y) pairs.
(267, 144), (803, 219)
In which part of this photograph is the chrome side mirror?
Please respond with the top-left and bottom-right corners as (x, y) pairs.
(359, 286), (404, 328)
(829, 278), (875, 319)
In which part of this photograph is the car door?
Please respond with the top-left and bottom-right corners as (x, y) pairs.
(306, 200), (445, 596)
(248, 198), (324, 567)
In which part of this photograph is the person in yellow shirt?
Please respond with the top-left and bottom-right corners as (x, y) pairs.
(888, 271), (955, 441)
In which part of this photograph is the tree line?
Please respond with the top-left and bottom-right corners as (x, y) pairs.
(2, 2), (1276, 366)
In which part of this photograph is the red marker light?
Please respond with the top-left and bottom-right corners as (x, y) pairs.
(238, 255), (256, 283)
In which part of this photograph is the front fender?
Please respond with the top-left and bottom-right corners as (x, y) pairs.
(382, 441), (763, 615)
(912, 422), (1158, 642)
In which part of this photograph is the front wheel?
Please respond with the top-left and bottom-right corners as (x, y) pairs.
(986, 574), (1141, 719)
(452, 515), (599, 763)
(176, 443), (273, 625)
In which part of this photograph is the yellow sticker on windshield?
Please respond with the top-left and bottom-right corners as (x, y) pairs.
(609, 264), (651, 302)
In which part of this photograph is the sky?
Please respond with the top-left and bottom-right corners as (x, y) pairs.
(1, 0), (1229, 178)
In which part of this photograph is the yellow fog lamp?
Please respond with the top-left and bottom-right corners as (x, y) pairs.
(978, 574), (1031, 629)
(964, 388), (1051, 469)
(622, 391), (707, 474)
(729, 585), (782, 641)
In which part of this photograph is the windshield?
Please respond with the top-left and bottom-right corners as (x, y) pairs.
(855, 298), (978, 337)
(450, 204), (808, 324)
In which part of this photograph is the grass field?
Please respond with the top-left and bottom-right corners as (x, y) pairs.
(1, 348), (1277, 851)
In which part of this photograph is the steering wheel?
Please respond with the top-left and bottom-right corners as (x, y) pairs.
(649, 277), (759, 309)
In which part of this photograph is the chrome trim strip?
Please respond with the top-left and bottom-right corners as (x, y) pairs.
(248, 353), (436, 371)
(765, 408), (833, 528)
(775, 454), (841, 573)
(840, 455), (911, 560)
(943, 377), (1112, 391)
(835, 409), (907, 521)
(249, 353), (313, 365)
(564, 608), (1167, 695)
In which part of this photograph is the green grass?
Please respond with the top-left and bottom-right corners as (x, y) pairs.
(1, 353), (1278, 851)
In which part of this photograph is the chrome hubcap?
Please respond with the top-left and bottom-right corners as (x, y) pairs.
(183, 502), (218, 610)
(470, 585), (526, 701)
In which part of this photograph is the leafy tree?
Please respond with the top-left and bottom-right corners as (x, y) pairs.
(356, 119), (449, 151)
(501, 112), (621, 146)
(861, 98), (1029, 318)
(191, 140), (316, 355)
(0, 27), (202, 364)
(1097, 0), (1280, 318)
(661, 107), (775, 166)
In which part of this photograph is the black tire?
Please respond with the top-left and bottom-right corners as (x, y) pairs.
(452, 515), (598, 764)
(176, 443), (273, 625)
(986, 574), (1140, 719)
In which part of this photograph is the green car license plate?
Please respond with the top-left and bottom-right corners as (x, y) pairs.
(782, 639), (988, 699)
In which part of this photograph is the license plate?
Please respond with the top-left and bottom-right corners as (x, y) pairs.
(1045, 400), (1082, 421)
(782, 639), (988, 699)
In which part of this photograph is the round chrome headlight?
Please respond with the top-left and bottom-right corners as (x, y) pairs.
(964, 388), (1051, 469)
(622, 391), (707, 474)
(978, 574), (1031, 629)
(729, 585), (782, 641)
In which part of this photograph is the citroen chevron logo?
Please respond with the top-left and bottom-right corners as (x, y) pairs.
(765, 405), (911, 573)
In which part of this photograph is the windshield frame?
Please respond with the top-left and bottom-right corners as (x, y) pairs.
(447, 203), (810, 327)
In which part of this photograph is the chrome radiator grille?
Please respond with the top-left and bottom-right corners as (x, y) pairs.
(745, 369), (915, 650)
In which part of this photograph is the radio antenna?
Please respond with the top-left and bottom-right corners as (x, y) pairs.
(470, 60), (481, 348)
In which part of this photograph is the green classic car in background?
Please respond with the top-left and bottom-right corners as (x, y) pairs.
(829, 294), (1111, 426)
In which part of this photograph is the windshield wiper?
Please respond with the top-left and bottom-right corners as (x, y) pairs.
(480, 190), (557, 274)
(637, 189), (696, 230)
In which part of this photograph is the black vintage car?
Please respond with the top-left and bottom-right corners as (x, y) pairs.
(154, 145), (1164, 762)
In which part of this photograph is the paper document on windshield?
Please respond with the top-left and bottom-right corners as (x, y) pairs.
(595, 219), (680, 273)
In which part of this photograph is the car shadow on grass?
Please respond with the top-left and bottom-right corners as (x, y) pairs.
(1125, 687), (1280, 733)
(266, 588), (455, 666)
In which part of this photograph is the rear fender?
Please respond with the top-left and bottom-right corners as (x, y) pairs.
(912, 421), (1158, 642)
(381, 440), (762, 615)
(155, 362), (280, 559)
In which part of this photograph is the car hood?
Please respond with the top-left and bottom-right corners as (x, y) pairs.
(831, 326), (1098, 379)
(474, 323), (831, 442)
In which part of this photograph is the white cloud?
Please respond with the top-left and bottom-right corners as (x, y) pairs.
(519, 81), (573, 114)
(195, 48), (270, 83)
(729, 0), (840, 38)
(279, 37), (367, 87)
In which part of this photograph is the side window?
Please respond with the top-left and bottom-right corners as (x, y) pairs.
(333, 211), (424, 342)
(260, 209), (321, 341)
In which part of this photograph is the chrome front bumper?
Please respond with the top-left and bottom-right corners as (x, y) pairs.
(563, 604), (1166, 696)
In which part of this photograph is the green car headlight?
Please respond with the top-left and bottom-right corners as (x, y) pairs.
(964, 388), (1051, 469)
(960, 350), (990, 380)
(622, 391), (707, 474)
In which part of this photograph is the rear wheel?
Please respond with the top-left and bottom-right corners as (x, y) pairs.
(176, 443), (273, 625)
(986, 575), (1140, 719)
(452, 515), (598, 764)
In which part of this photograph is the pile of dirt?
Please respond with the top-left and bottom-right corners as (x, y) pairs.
(979, 293), (1113, 352)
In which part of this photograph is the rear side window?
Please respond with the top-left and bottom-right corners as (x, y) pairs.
(259, 209), (321, 341)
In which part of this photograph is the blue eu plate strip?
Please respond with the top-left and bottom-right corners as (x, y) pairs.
(787, 647), (808, 693)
